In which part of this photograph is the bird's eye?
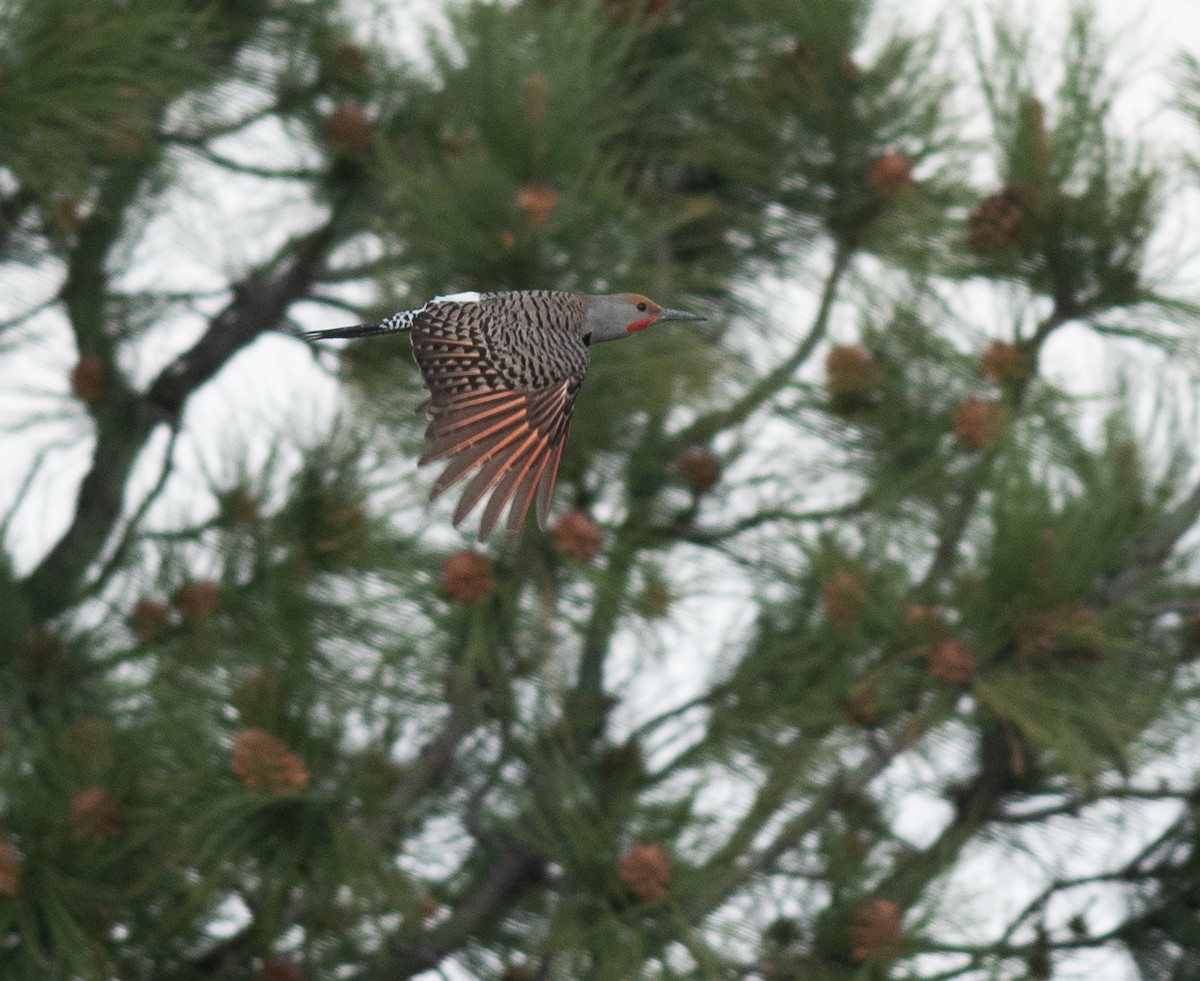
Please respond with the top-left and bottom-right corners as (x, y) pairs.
(637, 302), (647, 312)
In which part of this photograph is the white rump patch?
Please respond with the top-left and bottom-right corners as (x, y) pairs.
(432, 291), (482, 304)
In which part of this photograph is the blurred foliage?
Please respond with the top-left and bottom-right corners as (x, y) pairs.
(0, 0), (209, 198)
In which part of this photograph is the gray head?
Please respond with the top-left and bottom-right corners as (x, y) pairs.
(582, 293), (705, 344)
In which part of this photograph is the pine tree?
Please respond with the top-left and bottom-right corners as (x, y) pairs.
(1, 0), (1199, 978)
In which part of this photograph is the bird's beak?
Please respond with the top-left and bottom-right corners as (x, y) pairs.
(657, 308), (707, 323)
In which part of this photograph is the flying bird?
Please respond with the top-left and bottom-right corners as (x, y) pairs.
(305, 290), (704, 541)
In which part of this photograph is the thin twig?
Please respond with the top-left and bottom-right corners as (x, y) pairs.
(993, 784), (1196, 824)
(0, 446), (53, 543)
(683, 696), (939, 924)
(672, 244), (853, 450)
(1095, 478), (1200, 606)
(171, 137), (324, 181)
(654, 498), (869, 547)
(627, 683), (730, 747)
(916, 306), (1070, 595)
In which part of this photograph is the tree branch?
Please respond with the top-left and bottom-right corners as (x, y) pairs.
(649, 499), (868, 548)
(144, 224), (336, 424)
(62, 162), (150, 359)
(22, 222), (338, 621)
(993, 783), (1197, 824)
(80, 429), (180, 603)
(380, 698), (479, 828)
(172, 137), (324, 181)
(0, 188), (35, 261)
(916, 307), (1070, 595)
(671, 244), (852, 450)
(571, 421), (671, 744)
(1094, 477), (1200, 606)
(909, 786), (1195, 974)
(683, 697), (940, 923)
(357, 838), (544, 981)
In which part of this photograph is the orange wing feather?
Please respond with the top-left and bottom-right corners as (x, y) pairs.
(411, 310), (585, 541)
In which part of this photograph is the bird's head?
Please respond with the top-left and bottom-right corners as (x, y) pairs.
(583, 293), (705, 344)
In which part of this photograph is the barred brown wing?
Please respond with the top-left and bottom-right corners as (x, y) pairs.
(412, 300), (587, 540)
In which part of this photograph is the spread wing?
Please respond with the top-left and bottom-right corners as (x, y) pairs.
(412, 302), (587, 541)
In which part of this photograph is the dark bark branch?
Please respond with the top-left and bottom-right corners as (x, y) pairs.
(172, 137), (324, 181)
(22, 222), (337, 621)
(994, 784), (1197, 824)
(24, 392), (151, 621)
(357, 839), (544, 981)
(189, 922), (257, 976)
(18, 164), (166, 621)
(0, 189), (35, 260)
(649, 499), (867, 548)
(383, 698), (479, 821)
(144, 224), (336, 424)
(62, 163), (149, 359)
(80, 429), (180, 602)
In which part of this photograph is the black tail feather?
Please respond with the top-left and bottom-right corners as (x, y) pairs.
(303, 322), (388, 341)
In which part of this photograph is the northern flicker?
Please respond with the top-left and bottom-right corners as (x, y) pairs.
(305, 290), (704, 540)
